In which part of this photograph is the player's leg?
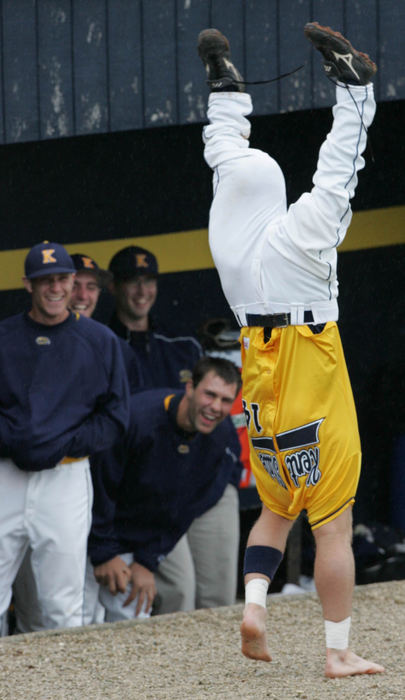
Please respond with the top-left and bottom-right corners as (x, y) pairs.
(238, 326), (298, 660)
(284, 25), (377, 256)
(0, 458), (31, 636)
(313, 507), (385, 677)
(29, 458), (92, 629)
(198, 29), (287, 279)
(187, 483), (240, 608)
(240, 504), (294, 662)
(100, 587), (150, 622)
(12, 549), (43, 633)
(153, 534), (196, 613)
(82, 555), (105, 626)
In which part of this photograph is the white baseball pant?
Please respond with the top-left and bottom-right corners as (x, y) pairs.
(97, 552), (151, 622)
(0, 457), (92, 634)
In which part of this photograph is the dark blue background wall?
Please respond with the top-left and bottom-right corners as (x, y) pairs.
(0, 0), (404, 143)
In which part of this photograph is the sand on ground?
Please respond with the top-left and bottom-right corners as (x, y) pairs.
(0, 580), (404, 700)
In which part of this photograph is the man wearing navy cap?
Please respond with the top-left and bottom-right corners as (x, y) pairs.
(68, 253), (142, 393)
(11, 249), (142, 633)
(108, 245), (202, 389)
(23, 240), (78, 323)
(106, 245), (241, 617)
(0, 241), (130, 635)
(69, 253), (112, 319)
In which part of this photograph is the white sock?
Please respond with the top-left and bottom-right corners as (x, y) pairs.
(245, 578), (269, 608)
(324, 616), (351, 650)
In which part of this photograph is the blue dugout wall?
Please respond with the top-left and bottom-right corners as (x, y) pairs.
(0, 0), (404, 143)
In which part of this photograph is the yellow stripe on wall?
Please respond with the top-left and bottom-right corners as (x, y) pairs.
(339, 205), (405, 252)
(1, 205), (404, 292)
(0, 229), (214, 292)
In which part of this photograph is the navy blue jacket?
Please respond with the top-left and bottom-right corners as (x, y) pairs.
(109, 313), (202, 388)
(0, 312), (130, 470)
(117, 337), (144, 392)
(88, 389), (242, 571)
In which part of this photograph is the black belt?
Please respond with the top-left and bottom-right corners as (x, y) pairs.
(245, 311), (314, 328)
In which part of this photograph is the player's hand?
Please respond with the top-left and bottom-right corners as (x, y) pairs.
(94, 556), (131, 595)
(123, 562), (156, 616)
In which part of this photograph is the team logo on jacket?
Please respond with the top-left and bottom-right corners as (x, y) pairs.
(179, 369), (192, 383)
(178, 444), (190, 454)
(35, 336), (51, 345)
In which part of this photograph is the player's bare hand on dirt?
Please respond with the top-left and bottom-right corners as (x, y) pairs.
(123, 562), (156, 615)
(94, 556), (131, 595)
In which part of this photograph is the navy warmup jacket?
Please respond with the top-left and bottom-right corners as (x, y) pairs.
(89, 389), (242, 570)
(109, 313), (202, 388)
(0, 312), (130, 470)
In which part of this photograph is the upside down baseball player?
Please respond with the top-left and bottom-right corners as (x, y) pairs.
(197, 22), (384, 677)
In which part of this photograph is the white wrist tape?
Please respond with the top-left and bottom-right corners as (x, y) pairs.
(324, 616), (351, 650)
(245, 577), (269, 608)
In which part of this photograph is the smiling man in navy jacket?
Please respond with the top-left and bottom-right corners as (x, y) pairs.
(106, 246), (243, 617)
(108, 245), (202, 388)
(0, 241), (129, 635)
(88, 356), (242, 620)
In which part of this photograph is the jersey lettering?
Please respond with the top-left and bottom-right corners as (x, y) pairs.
(251, 403), (262, 433)
(257, 452), (288, 490)
(241, 398), (250, 429)
(242, 399), (263, 433)
(284, 447), (321, 488)
(249, 414), (324, 490)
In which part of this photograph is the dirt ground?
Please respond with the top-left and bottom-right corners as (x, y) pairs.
(0, 580), (404, 700)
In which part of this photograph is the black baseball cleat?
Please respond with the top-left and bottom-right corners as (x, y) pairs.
(304, 22), (377, 85)
(197, 28), (244, 92)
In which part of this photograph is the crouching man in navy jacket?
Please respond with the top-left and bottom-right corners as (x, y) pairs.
(88, 356), (242, 620)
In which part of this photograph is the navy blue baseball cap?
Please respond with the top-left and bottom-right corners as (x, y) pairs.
(70, 253), (112, 287)
(108, 245), (159, 281)
(25, 241), (75, 279)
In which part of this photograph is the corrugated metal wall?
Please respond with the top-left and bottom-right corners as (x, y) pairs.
(0, 0), (404, 144)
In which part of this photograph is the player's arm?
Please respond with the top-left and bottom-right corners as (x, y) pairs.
(94, 555), (131, 595)
(65, 335), (131, 458)
(117, 336), (145, 393)
(88, 424), (137, 567)
(88, 449), (125, 563)
(123, 562), (156, 615)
